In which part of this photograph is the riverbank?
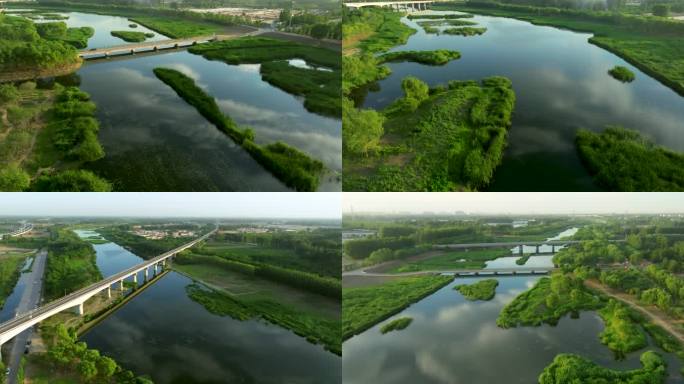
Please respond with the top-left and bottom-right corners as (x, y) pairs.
(434, 2), (684, 97)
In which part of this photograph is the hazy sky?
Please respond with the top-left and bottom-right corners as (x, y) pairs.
(0, 193), (341, 218)
(343, 193), (684, 215)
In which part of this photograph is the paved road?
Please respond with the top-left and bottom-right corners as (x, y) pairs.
(7, 249), (46, 383)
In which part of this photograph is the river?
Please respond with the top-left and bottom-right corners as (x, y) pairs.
(359, 12), (684, 191)
(73, 230), (340, 383)
(12, 9), (341, 191)
(342, 275), (684, 383)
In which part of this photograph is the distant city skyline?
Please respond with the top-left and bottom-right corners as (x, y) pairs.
(0, 193), (341, 219)
(343, 193), (684, 215)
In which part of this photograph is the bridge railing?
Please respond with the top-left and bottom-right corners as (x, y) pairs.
(0, 227), (216, 333)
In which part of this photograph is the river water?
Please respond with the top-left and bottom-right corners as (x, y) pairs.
(360, 12), (684, 191)
(342, 275), (684, 383)
(13, 9), (341, 191)
(72, 230), (340, 383)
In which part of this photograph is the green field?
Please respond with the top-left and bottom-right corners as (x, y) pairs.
(342, 274), (454, 339)
(388, 248), (510, 273)
(128, 16), (221, 38)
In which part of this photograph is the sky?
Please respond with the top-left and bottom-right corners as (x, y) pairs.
(343, 193), (684, 215)
(0, 193), (341, 219)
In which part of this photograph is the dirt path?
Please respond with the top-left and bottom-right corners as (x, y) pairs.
(585, 279), (684, 344)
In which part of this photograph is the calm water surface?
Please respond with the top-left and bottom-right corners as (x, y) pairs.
(361, 13), (684, 191)
(73, 231), (340, 383)
(343, 276), (684, 383)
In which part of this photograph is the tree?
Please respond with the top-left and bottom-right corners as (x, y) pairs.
(401, 76), (429, 104)
(77, 360), (98, 381)
(653, 4), (670, 16)
(310, 24), (330, 39)
(342, 98), (385, 156)
(0, 83), (18, 104)
(279, 8), (292, 24)
(96, 356), (117, 378)
(32, 170), (112, 192)
(0, 165), (30, 191)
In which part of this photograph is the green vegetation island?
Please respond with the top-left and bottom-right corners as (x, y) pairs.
(110, 30), (154, 42)
(153, 67), (325, 192)
(380, 317), (413, 334)
(576, 127), (684, 191)
(344, 76), (515, 191)
(538, 351), (667, 384)
(443, 26), (488, 36)
(455, 279), (499, 301)
(342, 275), (454, 339)
(608, 65), (636, 82)
(342, 7), (514, 191)
(496, 274), (603, 327)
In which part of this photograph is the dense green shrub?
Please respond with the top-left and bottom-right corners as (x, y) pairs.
(455, 279), (499, 301)
(576, 126), (684, 191)
(0, 165), (31, 192)
(342, 98), (385, 156)
(33, 170), (112, 192)
(538, 351), (667, 384)
(443, 27), (487, 36)
(608, 65), (635, 82)
(110, 30), (150, 42)
(380, 317), (413, 333)
(378, 50), (461, 65)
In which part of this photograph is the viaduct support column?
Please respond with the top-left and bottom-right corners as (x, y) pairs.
(133, 273), (137, 284)
(518, 245), (523, 255)
(74, 302), (84, 316)
(106, 286), (111, 298)
(552, 245), (555, 253)
(145, 267), (149, 280)
(536, 245), (540, 254)
(119, 280), (124, 291)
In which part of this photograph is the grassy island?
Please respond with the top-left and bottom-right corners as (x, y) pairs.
(608, 65), (636, 82)
(344, 76), (515, 191)
(455, 279), (499, 301)
(407, 13), (474, 19)
(153, 67), (324, 191)
(417, 20), (478, 27)
(343, 275), (454, 339)
(576, 127), (684, 191)
(378, 49), (461, 65)
(443, 26), (487, 36)
(389, 248), (510, 273)
(189, 37), (340, 117)
(110, 30), (154, 42)
(380, 317), (413, 334)
(128, 16), (220, 38)
(538, 351), (667, 384)
(497, 274), (603, 328)
(598, 300), (647, 359)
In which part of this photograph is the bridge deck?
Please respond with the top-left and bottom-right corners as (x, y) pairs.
(78, 35), (219, 58)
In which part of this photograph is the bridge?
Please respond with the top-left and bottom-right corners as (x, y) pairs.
(351, 267), (554, 277)
(344, 1), (434, 11)
(434, 239), (626, 255)
(0, 227), (216, 357)
(79, 35), (222, 60)
(0, 223), (33, 240)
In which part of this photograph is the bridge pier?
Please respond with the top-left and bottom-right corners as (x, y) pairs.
(518, 245), (523, 255)
(144, 267), (149, 280)
(73, 302), (84, 316)
(130, 49), (135, 55)
(119, 279), (124, 291)
(551, 245), (556, 253)
(132, 273), (137, 284)
(106, 286), (111, 299)
(536, 245), (540, 254)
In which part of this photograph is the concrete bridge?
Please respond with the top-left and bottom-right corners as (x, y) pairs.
(79, 35), (221, 60)
(0, 227), (216, 356)
(344, 1), (434, 11)
(434, 239), (626, 255)
(348, 266), (554, 278)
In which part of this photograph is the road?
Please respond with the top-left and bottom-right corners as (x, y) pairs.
(7, 249), (46, 384)
(585, 279), (684, 345)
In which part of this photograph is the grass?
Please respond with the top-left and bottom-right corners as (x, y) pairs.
(62, 26), (94, 49)
(377, 49), (461, 65)
(186, 283), (341, 355)
(576, 126), (684, 191)
(497, 274), (603, 328)
(128, 16), (221, 38)
(435, 2), (684, 97)
(343, 77), (516, 191)
(598, 299), (647, 359)
(388, 248), (510, 273)
(344, 8), (417, 55)
(407, 13), (474, 19)
(417, 19), (478, 27)
(455, 278), (499, 301)
(380, 317), (413, 334)
(342, 274), (454, 339)
(608, 65), (636, 82)
(443, 26), (487, 36)
(110, 30), (154, 42)
(153, 67), (325, 191)
(259, 60), (340, 117)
